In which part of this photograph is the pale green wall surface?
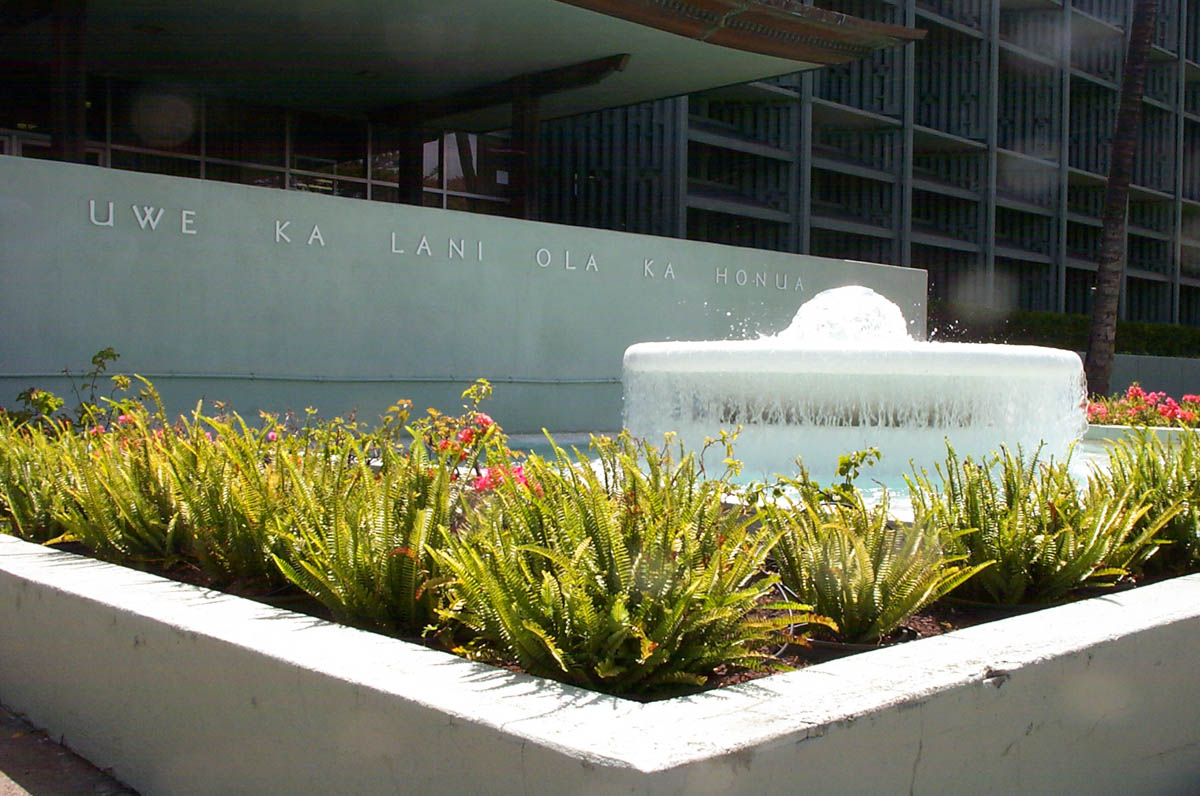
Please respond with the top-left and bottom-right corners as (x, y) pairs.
(0, 156), (926, 431)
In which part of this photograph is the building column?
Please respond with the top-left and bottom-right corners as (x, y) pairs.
(393, 124), (426, 206)
(50, 0), (88, 163)
(511, 87), (541, 220)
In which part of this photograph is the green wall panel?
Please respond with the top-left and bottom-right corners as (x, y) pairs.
(0, 156), (925, 431)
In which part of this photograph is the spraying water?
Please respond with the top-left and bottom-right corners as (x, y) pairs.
(622, 286), (1088, 481)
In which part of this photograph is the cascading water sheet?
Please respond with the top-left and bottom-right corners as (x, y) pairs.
(623, 286), (1088, 481)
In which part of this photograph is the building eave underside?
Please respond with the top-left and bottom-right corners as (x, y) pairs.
(0, 0), (922, 129)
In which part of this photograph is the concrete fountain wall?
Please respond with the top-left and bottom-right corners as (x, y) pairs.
(624, 286), (1089, 481)
(2, 534), (1198, 794)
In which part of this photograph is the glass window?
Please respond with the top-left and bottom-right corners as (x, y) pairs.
(111, 79), (200, 154)
(289, 172), (335, 194)
(288, 174), (366, 199)
(0, 62), (104, 146)
(0, 60), (52, 134)
(291, 111), (366, 178)
(205, 162), (284, 189)
(335, 180), (366, 199)
(86, 80), (106, 142)
(473, 133), (513, 198)
(370, 184), (399, 203)
(367, 128), (438, 188)
(443, 133), (512, 199)
(110, 149), (200, 178)
(19, 139), (102, 165)
(445, 195), (511, 216)
(205, 97), (285, 166)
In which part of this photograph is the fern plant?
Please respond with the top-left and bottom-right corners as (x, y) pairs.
(270, 428), (476, 634)
(766, 464), (988, 644)
(55, 411), (184, 562)
(1097, 429), (1199, 570)
(435, 433), (812, 697)
(0, 416), (74, 542)
(167, 409), (291, 585)
(907, 445), (1170, 604)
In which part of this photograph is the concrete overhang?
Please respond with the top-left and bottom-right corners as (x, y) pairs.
(1, 0), (922, 128)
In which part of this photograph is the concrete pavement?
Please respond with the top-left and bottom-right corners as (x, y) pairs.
(0, 704), (135, 795)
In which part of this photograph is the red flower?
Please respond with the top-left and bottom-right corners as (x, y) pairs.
(471, 464), (536, 494)
(509, 465), (527, 486)
(474, 413), (494, 428)
(472, 469), (497, 492)
(457, 427), (475, 445)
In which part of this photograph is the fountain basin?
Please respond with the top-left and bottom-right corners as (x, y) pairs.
(623, 339), (1088, 480)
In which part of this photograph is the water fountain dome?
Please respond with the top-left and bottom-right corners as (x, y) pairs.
(622, 286), (1088, 481)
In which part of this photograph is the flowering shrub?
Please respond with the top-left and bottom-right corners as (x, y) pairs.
(411, 380), (515, 481)
(8, 369), (1200, 697)
(1088, 383), (1200, 427)
(3, 348), (126, 431)
(1100, 428), (1200, 570)
(435, 433), (808, 695)
(471, 463), (535, 493)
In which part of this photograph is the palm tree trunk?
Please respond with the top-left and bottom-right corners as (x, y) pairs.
(1083, 0), (1159, 396)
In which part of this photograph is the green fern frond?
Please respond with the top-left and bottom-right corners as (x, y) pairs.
(436, 431), (782, 696)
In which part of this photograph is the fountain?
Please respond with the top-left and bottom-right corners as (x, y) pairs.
(622, 285), (1088, 481)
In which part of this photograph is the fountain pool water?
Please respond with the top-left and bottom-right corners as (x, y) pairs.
(622, 286), (1088, 483)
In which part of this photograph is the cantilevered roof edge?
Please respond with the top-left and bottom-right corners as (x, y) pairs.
(554, 0), (925, 64)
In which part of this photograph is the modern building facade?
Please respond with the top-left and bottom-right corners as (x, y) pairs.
(0, 1), (928, 429)
(540, 0), (1200, 329)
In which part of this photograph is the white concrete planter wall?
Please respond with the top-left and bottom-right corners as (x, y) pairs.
(2, 534), (1199, 795)
(1085, 424), (1197, 445)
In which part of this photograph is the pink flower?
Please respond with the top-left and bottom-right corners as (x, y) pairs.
(117, 414), (132, 425)
(1126, 384), (1146, 401)
(471, 464), (534, 493)
(457, 427), (475, 445)
(1087, 402), (1108, 420)
(204, 431), (213, 441)
(474, 413), (494, 428)
(266, 430), (277, 442)
(1155, 398), (1185, 421)
(472, 469), (497, 491)
(88, 425), (106, 436)
(1182, 394), (1200, 404)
